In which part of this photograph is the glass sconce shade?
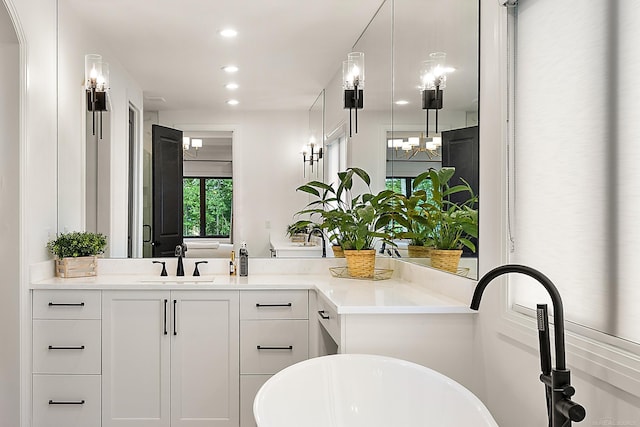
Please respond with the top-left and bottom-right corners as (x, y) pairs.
(85, 54), (102, 88)
(85, 54), (109, 91)
(342, 52), (365, 89)
(183, 137), (190, 150)
(420, 52), (447, 90)
(191, 139), (203, 149)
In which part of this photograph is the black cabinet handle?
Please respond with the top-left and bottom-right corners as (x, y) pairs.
(49, 400), (85, 405)
(255, 303), (292, 307)
(48, 302), (85, 307)
(173, 300), (177, 336)
(318, 310), (330, 320)
(256, 345), (293, 350)
(48, 345), (85, 350)
(163, 299), (168, 335)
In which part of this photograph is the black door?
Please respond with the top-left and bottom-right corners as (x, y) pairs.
(152, 125), (183, 257)
(442, 125), (479, 257)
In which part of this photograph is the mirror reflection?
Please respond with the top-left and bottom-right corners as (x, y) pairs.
(56, 0), (479, 279)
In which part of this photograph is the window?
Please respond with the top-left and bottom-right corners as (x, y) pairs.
(509, 0), (640, 349)
(385, 176), (433, 198)
(183, 177), (233, 238)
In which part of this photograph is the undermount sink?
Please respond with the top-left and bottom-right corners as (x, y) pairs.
(254, 354), (498, 427)
(138, 276), (215, 283)
(289, 242), (317, 247)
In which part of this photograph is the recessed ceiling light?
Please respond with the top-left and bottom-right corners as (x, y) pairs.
(225, 83), (239, 90)
(395, 100), (409, 105)
(226, 99), (239, 105)
(222, 65), (239, 73)
(219, 28), (238, 38)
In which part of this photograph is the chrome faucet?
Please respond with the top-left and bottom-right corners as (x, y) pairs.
(175, 244), (187, 276)
(470, 264), (585, 426)
(308, 228), (326, 258)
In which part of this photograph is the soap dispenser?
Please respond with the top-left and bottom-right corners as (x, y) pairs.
(239, 242), (248, 277)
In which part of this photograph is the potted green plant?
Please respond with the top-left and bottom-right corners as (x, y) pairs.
(424, 167), (478, 273)
(46, 231), (107, 278)
(391, 170), (436, 258)
(295, 167), (395, 276)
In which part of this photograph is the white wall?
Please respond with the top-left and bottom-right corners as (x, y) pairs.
(0, 16), (20, 426)
(4, 1), (58, 426)
(475, 1), (640, 426)
(158, 109), (310, 258)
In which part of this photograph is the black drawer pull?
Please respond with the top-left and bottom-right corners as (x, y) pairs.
(255, 303), (292, 307)
(163, 299), (168, 335)
(49, 400), (85, 405)
(257, 345), (293, 350)
(318, 310), (330, 320)
(173, 300), (177, 336)
(48, 302), (85, 307)
(48, 345), (85, 350)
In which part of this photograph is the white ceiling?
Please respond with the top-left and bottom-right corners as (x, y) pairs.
(61, 0), (385, 111)
(59, 0), (478, 114)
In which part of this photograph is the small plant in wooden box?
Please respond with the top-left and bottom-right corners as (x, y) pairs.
(46, 231), (107, 278)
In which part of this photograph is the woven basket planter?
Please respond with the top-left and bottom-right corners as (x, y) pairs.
(331, 245), (345, 258)
(55, 256), (98, 278)
(429, 249), (462, 273)
(343, 249), (376, 278)
(290, 234), (307, 243)
(407, 245), (433, 258)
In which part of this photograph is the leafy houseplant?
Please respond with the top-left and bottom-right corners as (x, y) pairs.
(424, 167), (478, 273)
(295, 167), (395, 276)
(391, 170), (436, 258)
(47, 231), (107, 278)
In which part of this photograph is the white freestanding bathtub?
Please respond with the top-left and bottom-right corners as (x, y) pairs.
(254, 354), (498, 427)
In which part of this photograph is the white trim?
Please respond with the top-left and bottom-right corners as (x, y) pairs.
(2, 0), (30, 425)
(171, 123), (238, 246)
(129, 101), (142, 258)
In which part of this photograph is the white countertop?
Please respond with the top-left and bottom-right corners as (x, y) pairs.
(31, 267), (475, 315)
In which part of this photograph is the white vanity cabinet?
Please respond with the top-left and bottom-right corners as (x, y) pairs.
(32, 290), (102, 427)
(102, 290), (240, 427)
(239, 290), (309, 427)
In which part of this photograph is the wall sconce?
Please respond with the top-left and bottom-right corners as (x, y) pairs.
(343, 52), (364, 138)
(182, 137), (202, 158)
(85, 54), (109, 139)
(302, 136), (323, 177)
(420, 52), (448, 138)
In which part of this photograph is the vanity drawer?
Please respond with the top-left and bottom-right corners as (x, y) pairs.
(240, 290), (308, 320)
(32, 374), (101, 427)
(33, 290), (101, 320)
(33, 320), (101, 374)
(241, 319), (308, 374)
(316, 293), (340, 345)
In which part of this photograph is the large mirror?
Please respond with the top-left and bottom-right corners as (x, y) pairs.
(56, 0), (479, 279)
(389, 0), (479, 279)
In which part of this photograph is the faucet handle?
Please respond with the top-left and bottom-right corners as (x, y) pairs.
(152, 261), (168, 276)
(193, 261), (208, 276)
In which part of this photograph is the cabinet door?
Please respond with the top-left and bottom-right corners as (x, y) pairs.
(171, 291), (239, 427)
(102, 290), (171, 427)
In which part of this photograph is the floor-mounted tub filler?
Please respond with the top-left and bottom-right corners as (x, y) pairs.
(253, 353), (498, 427)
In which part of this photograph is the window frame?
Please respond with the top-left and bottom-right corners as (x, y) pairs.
(183, 176), (233, 239)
